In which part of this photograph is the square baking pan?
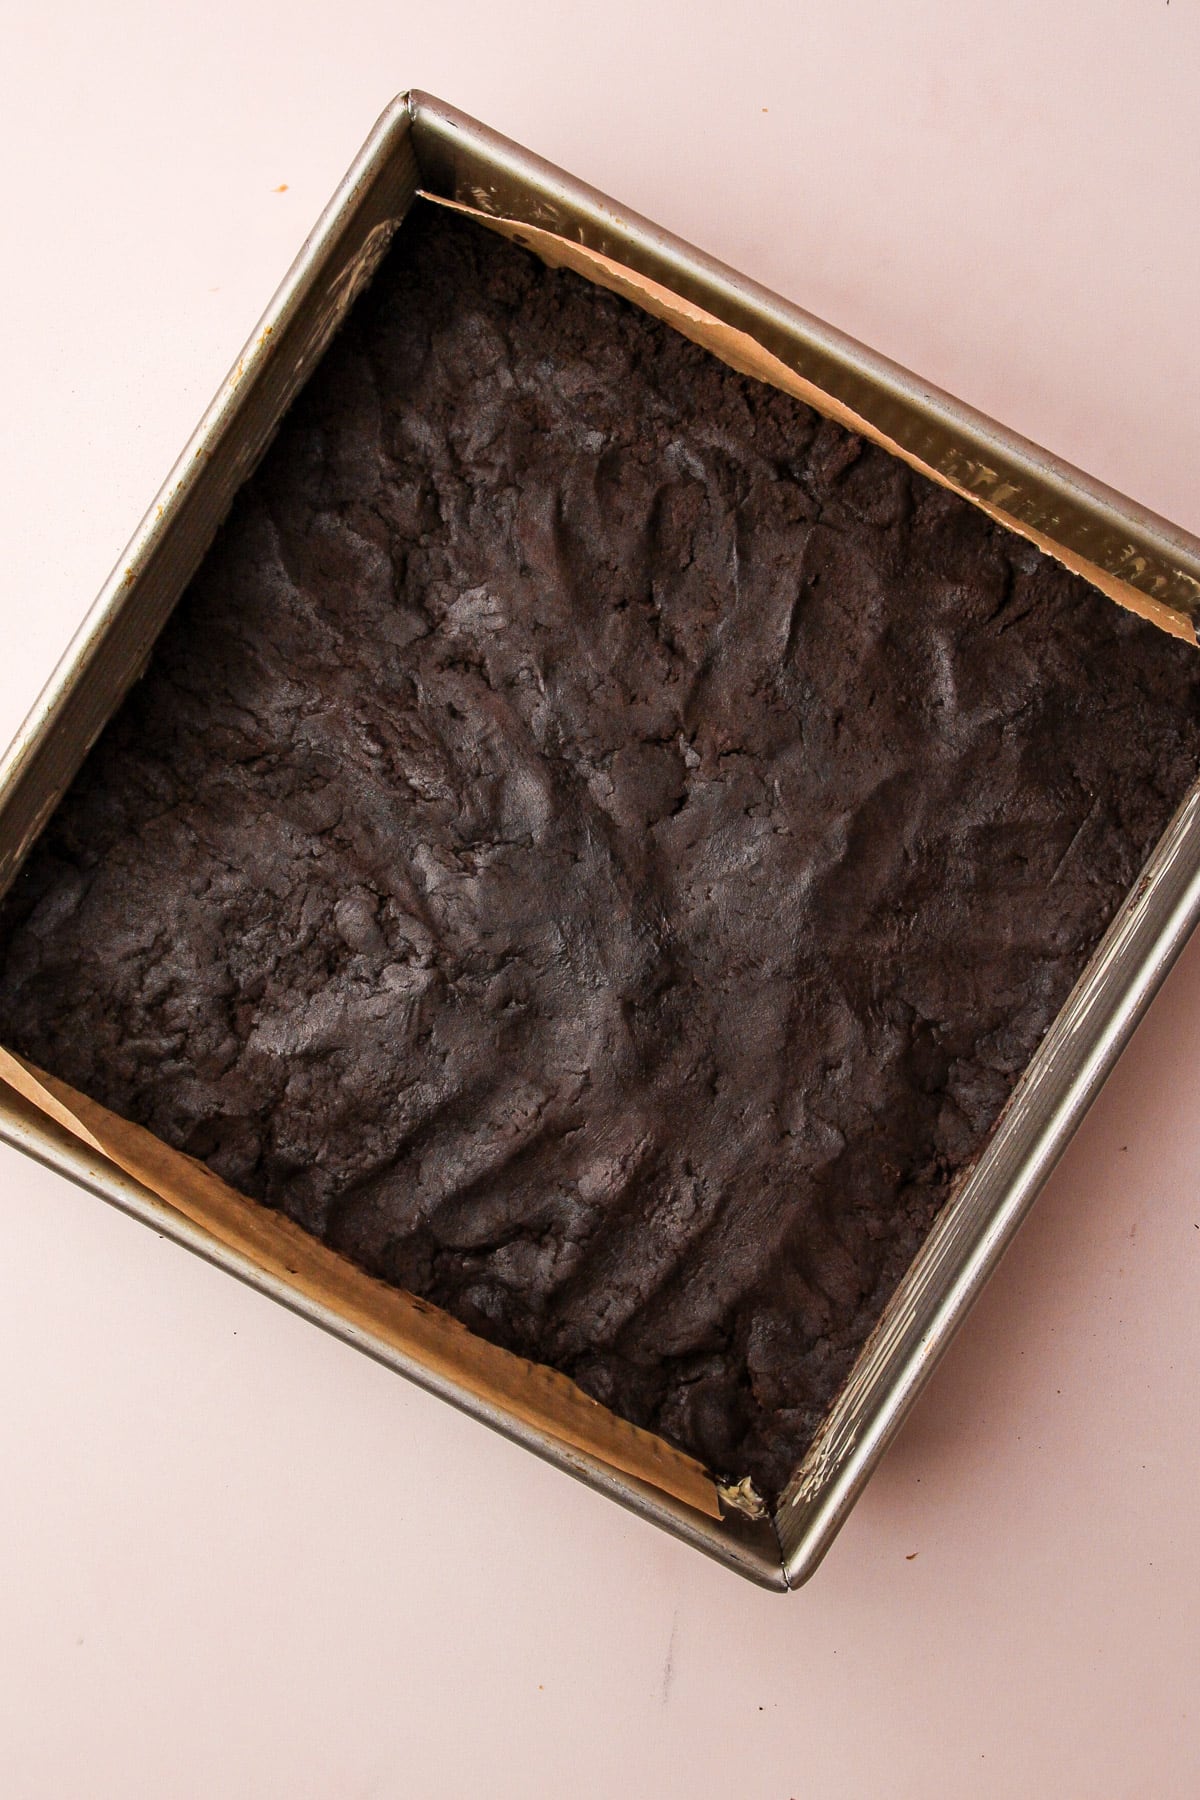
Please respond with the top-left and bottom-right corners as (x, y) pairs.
(3, 92), (1200, 1593)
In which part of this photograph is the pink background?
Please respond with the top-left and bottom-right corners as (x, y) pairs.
(3, 5), (1200, 1794)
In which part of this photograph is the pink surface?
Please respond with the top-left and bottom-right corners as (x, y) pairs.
(2, 5), (1199, 1795)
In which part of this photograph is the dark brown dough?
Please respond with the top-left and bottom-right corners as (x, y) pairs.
(4, 203), (1200, 1501)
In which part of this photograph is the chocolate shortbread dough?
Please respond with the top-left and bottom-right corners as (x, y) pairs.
(4, 205), (1200, 1501)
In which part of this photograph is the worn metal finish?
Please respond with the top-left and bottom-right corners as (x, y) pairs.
(2, 91), (1199, 1589)
(0, 103), (419, 902)
(411, 96), (1200, 633)
(776, 781), (1200, 1584)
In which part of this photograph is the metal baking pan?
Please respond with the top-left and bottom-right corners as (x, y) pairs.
(3, 92), (1200, 1592)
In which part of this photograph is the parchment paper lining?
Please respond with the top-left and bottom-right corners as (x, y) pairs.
(3, 187), (1191, 1530)
(0, 1046), (720, 1518)
(423, 192), (1197, 646)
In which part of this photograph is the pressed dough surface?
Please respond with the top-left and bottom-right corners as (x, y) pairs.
(3, 204), (1200, 1499)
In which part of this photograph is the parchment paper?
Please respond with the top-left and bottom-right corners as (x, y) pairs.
(7, 182), (1191, 1529)
(424, 192), (1197, 645)
(0, 1045), (720, 1519)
